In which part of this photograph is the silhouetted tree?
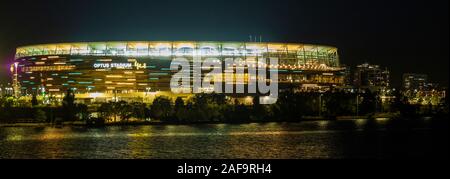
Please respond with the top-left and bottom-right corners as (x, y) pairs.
(33, 109), (46, 122)
(76, 103), (90, 121)
(130, 102), (147, 121)
(31, 94), (38, 106)
(360, 91), (377, 115)
(435, 89), (449, 115)
(174, 97), (186, 122)
(251, 96), (266, 121)
(234, 102), (250, 122)
(324, 91), (355, 117)
(391, 90), (417, 118)
(185, 93), (227, 122)
(116, 101), (133, 122)
(98, 102), (115, 122)
(272, 90), (306, 121)
(150, 96), (173, 121)
(62, 89), (76, 121)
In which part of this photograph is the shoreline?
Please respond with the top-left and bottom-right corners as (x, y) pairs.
(0, 118), (361, 128)
(0, 114), (437, 128)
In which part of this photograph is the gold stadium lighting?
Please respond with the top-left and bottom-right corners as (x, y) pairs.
(13, 41), (343, 99)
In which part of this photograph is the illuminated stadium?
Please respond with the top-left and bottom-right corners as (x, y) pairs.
(12, 41), (345, 102)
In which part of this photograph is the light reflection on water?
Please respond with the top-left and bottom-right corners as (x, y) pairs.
(0, 118), (446, 159)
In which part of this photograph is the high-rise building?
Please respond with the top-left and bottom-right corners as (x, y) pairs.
(339, 65), (352, 86)
(353, 63), (390, 91)
(403, 73), (428, 90)
(402, 74), (446, 106)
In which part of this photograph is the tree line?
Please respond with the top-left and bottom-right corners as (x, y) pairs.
(1, 89), (449, 124)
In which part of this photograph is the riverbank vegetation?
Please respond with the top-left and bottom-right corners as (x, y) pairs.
(1, 89), (448, 125)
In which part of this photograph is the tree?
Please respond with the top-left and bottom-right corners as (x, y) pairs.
(31, 94), (39, 106)
(437, 94), (449, 114)
(360, 90), (377, 115)
(187, 93), (228, 122)
(76, 103), (90, 121)
(98, 102), (115, 122)
(4, 97), (14, 108)
(62, 89), (76, 121)
(234, 103), (250, 122)
(130, 102), (147, 121)
(272, 90), (305, 121)
(251, 96), (273, 121)
(116, 101), (133, 122)
(391, 90), (417, 118)
(323, 90), (358, 117)
(174, 97), (186, 122)
(150, 96), (173, 121)
(33, 109), (47, 122)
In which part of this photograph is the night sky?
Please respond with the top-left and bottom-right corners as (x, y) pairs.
(0, 0), (448, 87)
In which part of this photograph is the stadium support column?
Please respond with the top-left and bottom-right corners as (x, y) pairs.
(11, 62), (21, 98)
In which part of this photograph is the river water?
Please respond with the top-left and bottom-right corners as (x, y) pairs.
(0, 118), (448, 159)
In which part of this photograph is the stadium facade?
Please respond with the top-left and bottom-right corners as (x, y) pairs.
(13, 41), (345, 102)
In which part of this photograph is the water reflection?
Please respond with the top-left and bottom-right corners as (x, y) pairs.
(0, 118), (447, 159)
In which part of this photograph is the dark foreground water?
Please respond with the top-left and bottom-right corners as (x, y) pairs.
(0, 118), (448, 159)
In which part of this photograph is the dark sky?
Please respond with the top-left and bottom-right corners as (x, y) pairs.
(0, 0), (448, 87)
